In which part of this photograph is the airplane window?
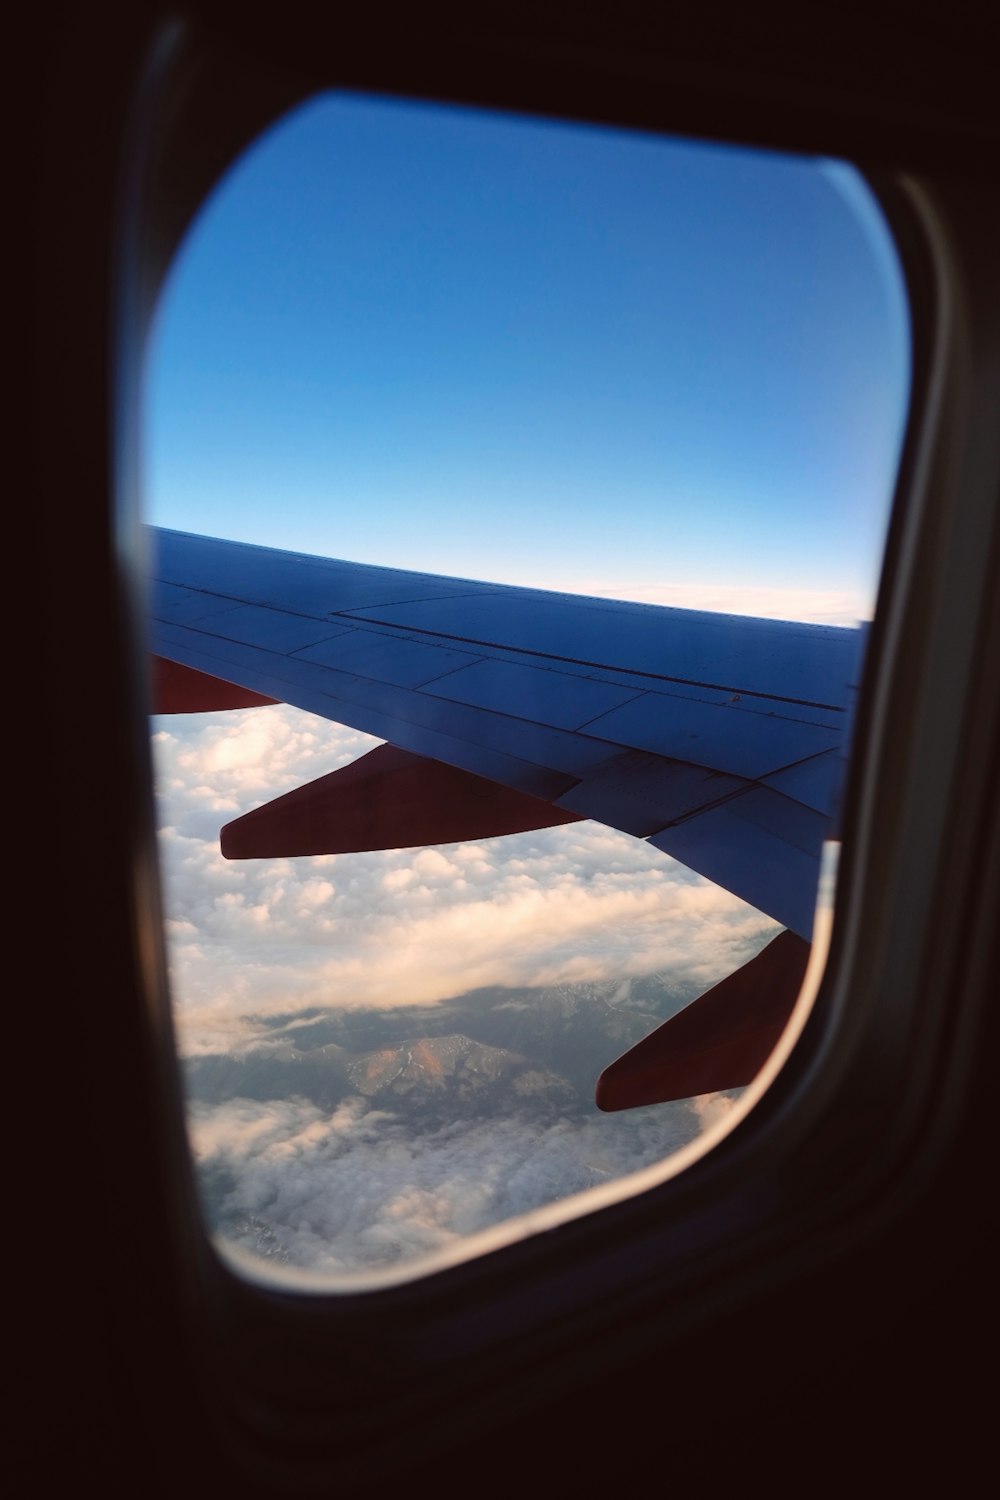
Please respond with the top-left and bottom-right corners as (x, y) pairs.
(144, 93), (909, 1287)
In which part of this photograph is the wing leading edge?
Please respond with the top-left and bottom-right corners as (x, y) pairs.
(148, 526), (863, 1102)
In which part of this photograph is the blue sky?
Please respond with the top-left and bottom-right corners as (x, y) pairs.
(145, 91), (910, 622)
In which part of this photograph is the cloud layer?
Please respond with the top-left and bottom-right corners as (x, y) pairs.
(190, 1089), (740, 1277)
(153, 706), (775, 1054)
(152, 703), (776, 1279)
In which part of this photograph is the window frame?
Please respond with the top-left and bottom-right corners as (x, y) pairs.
(37, 6), (999, 1489)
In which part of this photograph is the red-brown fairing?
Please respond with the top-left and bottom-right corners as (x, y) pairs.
(595, 930), (811, 1108)
(221, 742), (584, 858)
(151, 656), (278, 713)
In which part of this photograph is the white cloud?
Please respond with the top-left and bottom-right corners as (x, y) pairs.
(153, 703), (783, 1279)
(152, 705), (775, 1052)
(190, 1091), (705, 1277)
(690, 1091), (743, 1130)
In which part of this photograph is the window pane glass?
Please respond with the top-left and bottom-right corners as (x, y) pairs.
(145, 93), (909, 1287)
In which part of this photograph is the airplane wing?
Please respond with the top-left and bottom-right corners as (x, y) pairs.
(147, 526), (863, 1102)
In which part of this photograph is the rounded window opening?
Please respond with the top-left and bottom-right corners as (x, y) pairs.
(144, 92), (910, 1287)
